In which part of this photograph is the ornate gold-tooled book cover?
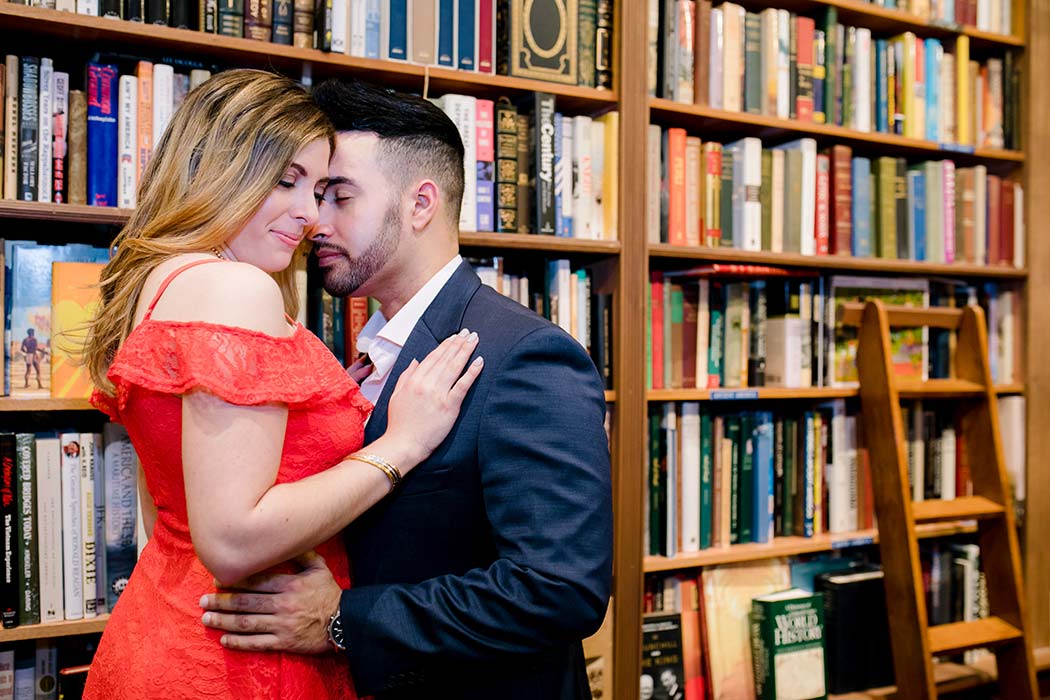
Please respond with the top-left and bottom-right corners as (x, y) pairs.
(509, 0), (579, 85)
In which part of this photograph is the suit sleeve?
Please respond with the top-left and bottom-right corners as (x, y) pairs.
(338, 326), (613, 693)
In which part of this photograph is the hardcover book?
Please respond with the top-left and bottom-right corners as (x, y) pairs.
(750, 588), (827, 700)
(51, 262), (104, 399)
(506, 0), (579, 84)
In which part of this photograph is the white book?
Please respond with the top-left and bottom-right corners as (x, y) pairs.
(37, 58), (53, 203)
(35, 437), (63, 623)
(576, 270), (590, 349)
(779, 138), (817, 255)
(380, 0), (391, 60)
(765, 317), (805, 387)
(189, 69), (211, 90)
(709, 8), (723, 108)
(152, 63), (174, 149)
(854, 29), (872, 132)
(51, 72), (69, 203)
(684, 136), (702, 247)
(117, 75), (138, 209)
(940, 424), (956, 500)
(79, 432), (100, 619)
(845, 414), (859, 529)
(93, 433), (107, 615)
(770, 148), (784, 252)
(573, 116), (594, 239)
(76, 0), (97, 13)
(34, 641), (57, 700)
(59, 433), (83, 621)
(942, 160), (956, 263)
(332, 0), (349, 53)
(55, 0), (74, 9)
(646, 124), (661, 244)
(557, 119), (574, 235)
(727, 137), (761, 251)
(998, 396), (1025, 508)
(827, 400), (852, 533)
(435, 94), (477, 232)
(1013, 182), (1024, 267)
(350, 0), (368, 56)
(590, 120), (605, 239)
(679, 402), (702, 553)
(776, 9), (791, 119)
(977, 0), (990, 31)
(721, 3), (744, 112)
(924, 161), (944, 263)
(910, 403), (926, 501)
(696, 279), (710, 385)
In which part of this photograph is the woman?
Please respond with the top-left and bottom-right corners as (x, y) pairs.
(83, 69), (482, 699)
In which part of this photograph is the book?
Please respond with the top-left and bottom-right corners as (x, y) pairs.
(0, 434), (18, 628)
(51, 262), (104, 399)
(641, 613), (687, 700)
(750, 588), (827, 700)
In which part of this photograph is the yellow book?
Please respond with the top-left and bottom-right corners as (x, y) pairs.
(895, 32), (918, 139)
(597, 111), (619, 241)
(955, 35), (971, 146)
(51, 261), (104, 399)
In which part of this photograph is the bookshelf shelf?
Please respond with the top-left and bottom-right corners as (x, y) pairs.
(648, 385), (1023, 401)
(0, 398), (95, 412)
(648, 243), (1029, 278)
(0, 200), (128, 225)
(642, 520), (977, 572)
(0, 615), (109, 643)
(0, 4), (618, 111)
(649, 98), (1025, 165)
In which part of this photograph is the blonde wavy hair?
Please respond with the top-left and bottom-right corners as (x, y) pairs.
(85, 69), (335, 392)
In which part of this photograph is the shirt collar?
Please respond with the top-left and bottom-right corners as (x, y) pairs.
(356, 255), (463, 358)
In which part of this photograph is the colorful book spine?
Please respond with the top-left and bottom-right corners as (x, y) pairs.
(456, 0), (475, 70)
(37, 58), (53, 204)
(476, 99), (495, 232)
(18, 57), (40, 202)
(52, 72), (69, 204)
(436, 0), (455, 66)
(117, 75), (137, 210)
(86, 62), (118, 207)
(15, 434), (39, 626)
(103, 424), (138, 611)
(0, 434), (19, 628)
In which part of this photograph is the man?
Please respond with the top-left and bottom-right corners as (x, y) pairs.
(200, 80), (613, 698)
(659, 668), (685, 700)
(21, 328), (43, 389)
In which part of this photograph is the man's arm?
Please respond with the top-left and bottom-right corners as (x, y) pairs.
(338, 326), (613, 693)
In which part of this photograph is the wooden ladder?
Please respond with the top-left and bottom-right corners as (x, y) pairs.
(837, 299), (1037, 700)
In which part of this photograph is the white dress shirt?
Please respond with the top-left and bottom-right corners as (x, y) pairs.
(355, 255), (464, 405)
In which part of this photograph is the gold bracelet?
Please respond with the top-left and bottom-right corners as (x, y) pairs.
(349, 453), (403, 491)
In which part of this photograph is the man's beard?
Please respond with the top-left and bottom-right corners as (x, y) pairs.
(317, 201), (401, 297)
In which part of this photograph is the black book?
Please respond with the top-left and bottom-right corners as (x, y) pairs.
(641, 613), (685, 698)
(100, 0), (122, 17)
(17, 56), (39, 203)
(0, 433), (20, 629)
(817, 568), (895, 693)
(595, 0), (613, 89)
(590, 293), (613, 389)
(146, 0), (169, 24)
(520, 92), (556, 235)
(171, 0), (197, 29)
(123, 0), (144, 20)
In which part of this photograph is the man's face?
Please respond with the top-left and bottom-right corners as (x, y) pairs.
(660, 670), (675, 690)
(312, 132), (403, 297)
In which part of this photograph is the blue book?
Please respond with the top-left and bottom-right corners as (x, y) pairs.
(925, 39), (940, 142)
(364, 0), (381, 58)
(875, 40), (889, 133)
(910, 169), (927, 261)
(476, 163), (494, 232)
(437, 0), (456, 67)
(456, 0), (475, 70)
(802, 412), (815, 538)
(103, 423), (138, 610)
(850, 157), (873, 257)
(6, 244), (108, 397)
(86, 63), (119, 208)
(387, 0), (408, 60)
(752, 412), (775, 544)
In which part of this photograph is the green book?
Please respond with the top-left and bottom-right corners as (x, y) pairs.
(727, 415), (741, 544)
(783, 417), (798, 537)
(15, 434), (38, 626)
(720, 149), (735, 248)
(750, 588), (828, 700)
(649, 410), (665, 556)
(876, 156), (897, 259)
(700, 412), (714, 549)
(744, 12), (763, 114)
(823, 7), (838, 125)
(761, 149), (773, 251)
(578, 0), (597, 88)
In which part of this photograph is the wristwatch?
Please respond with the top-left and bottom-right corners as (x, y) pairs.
(327, 608), (347, 653)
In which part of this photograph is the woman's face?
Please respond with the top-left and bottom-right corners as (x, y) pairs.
(225, 138), (331, 272)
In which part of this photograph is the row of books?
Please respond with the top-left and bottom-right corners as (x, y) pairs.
(651, 1), (1020, 150)
(863, 0), (1013, 34)
(647, 131), (1024, 267)
(647, 271), (1021, 392)
(644, 547), (988, 699)
(27, 0), (613, 89)
(0, 55), (211, 207)
(0, 638), (99, 700)
(647, 396), (1025, 560)
(431, 92), (619, 238)
(0, 427), (139, 629)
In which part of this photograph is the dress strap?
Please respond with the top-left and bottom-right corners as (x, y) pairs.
(143, 258), (225, 321)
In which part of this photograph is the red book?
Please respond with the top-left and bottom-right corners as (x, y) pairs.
(476, 0), (494, 73)
(815, 153), (830, 255)
(668, 128), (689, 246)
(795, 16), (815, 122)
(651, 271), (665, 390)
(827, 145), (852, 254)
(986, 174), (1002, 265)
(1000, 179), (1015, 265)
(344, 297), (370, 359)
(678, 576), (707, 700)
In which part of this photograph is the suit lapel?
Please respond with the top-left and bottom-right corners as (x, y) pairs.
(363, 261), (483, 443)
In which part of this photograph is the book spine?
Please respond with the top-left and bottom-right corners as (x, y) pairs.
(59, 433), (83, 621)
(442, 95), (477, 232)
(79, 433), (98, 619)
(533, 93), (556, 235)
(829, 145), (852, 254)
(86, 63), (118, 207)
(117, 75), (137, 210)
(476, 99), (495, 232)
(36, 59), (53, 204)
(124, 0), (143, 20)
(246, 0), (274, 40)
(578, 0), (596, 87)
(515, 113), (530, 232)
(145, 0), (167, 23)
(103, 425), (138, 611)
(272, 0), (293, 43)
(347, 0), (365, 54)
(595, 0), (613, 89)
(795, 17), (815, 121)
(219, 0), (246, 38)
(386, 0), (407, 59)
(572, 115), (593, 239)
(743, 11), (761, 114)
(477, 0), (494, 73)
(15, 434), (38, 626)
(35, 438), (62, 623)
(815, 152), (830, 255)
(92, 433), (107, 615)
(171, 0), (196, 27)
(67, 90), (87, 204)
(0, 435), (18, 628)
(18, 57), (40, 202)
(330, 0), (347, 52)
(494, 98), (518, 232)
(135, 62), (153, 185)
(151, 64), (173, 149)
(3, 57), (18, 201)
(51, 73), (69, 204)
(456, 0), (475, 70)
(436, 0), (454, 65)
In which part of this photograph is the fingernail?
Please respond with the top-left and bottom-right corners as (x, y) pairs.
(220, 636), (228, 647)
(199, 595), (209, 607)
(458, 328), (470, 337)
(202, 613), (212, 625)
(473, 356), (484, 365)
(468, 331), (478, 342)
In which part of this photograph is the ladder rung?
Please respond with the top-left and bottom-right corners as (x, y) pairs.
(897, 379), (987, 397)
(912, 496), (1005, 523)
(928, 617), (1024, 655)
(837, 302), (963, 329)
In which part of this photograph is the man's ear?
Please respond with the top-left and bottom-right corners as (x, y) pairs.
(410, 180), (440, 233)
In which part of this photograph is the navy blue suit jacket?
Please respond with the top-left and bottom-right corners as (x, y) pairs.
(338, 261), (613, 698)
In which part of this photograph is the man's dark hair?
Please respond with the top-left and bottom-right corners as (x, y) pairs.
(313, 79), (465, 225)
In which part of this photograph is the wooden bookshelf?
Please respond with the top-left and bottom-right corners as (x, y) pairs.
(0, 4), (618, 111)
(648, 384), (1024, 401)
(649, 242), (1028, 278)
(644, 521), (978, 572)
(649, 99), (1025, 166)
(0, 615), (109, 643)
(0, 398), (95, 412)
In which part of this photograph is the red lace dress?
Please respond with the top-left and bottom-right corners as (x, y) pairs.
(85, 260), (371, 700)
